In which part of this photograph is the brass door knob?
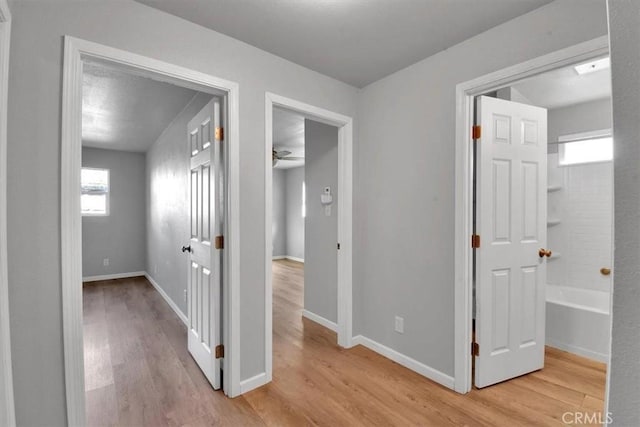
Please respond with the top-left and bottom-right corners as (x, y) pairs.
(538, 248), (553, 258)
(600, 267), (611, 276)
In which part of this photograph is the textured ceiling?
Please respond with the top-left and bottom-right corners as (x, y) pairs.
(511, 56), (611, 109)
(82, 62), (198, 152)
(135, 0), (552, 88)
(273, 107), (305, 169)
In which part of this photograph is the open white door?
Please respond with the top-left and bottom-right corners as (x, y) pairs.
(184, 97), (224, 389)
(475, 95), (548, 388)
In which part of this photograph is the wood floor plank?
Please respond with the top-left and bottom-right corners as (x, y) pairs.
(84, 262), (606, 426)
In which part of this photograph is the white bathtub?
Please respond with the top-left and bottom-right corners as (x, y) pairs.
(545, 285), (610, 363)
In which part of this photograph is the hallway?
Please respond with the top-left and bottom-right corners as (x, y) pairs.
(83, 260), (606, 426)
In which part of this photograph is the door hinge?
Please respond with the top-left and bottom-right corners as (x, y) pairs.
(337, 243), (341, 250)
(472, 125), (481, 140)
(215, 127), (224, 141)
(471, 342), (480, 356)
(215, 235), (224, 250)
(471, 234), (480, 248)
(215, 344), (224, 359)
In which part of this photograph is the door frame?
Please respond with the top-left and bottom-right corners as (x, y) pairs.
(61, 36), (241, 425)
(454, 36), (609, 393)
(264, 93), (354, 383)
(0, 1), (14, 426)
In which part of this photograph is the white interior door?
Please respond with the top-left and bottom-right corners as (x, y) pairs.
(186, 97), (224, 389)
(475, 95), (548, 388)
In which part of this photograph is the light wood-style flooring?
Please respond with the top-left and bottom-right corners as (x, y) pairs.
(84, 260), (606, 426)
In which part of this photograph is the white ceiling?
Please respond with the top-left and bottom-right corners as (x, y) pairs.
(511, 57), (612, 109)
(135, 0), (552, 88)
(82, 62), (198, 152)
(273, 107), (305, 169)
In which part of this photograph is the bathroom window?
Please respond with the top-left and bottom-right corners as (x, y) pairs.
(81, 168), (110, 216)
(559, 130), (613, 166)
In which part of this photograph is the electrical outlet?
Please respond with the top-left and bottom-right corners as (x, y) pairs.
(103, 258), (109, 267)
(395, 316), (404, 334)
(183, 289), (188, 302)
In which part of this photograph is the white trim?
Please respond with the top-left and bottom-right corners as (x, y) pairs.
(351, 335), (455, 389)
(82, 271), (145, 283)
(454, 36), (609, 394)
(557, 128), (612, 143)
(61, 36), (242, 424)
(302, 309), (337, 332)
(0, 1), (14, 425)
(272, 255), (304, 263)
(265, 92), (354, 386)
(239, 373), (269, 394)
(546, 341), (608, 364)
(144, 273), (188, 326)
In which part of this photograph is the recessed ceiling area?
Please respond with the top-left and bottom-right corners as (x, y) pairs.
(510, 56), (611, 109)
(135, 0), (552, 88)
(82, 62), (199, 152)
(273, 107), (305, 169)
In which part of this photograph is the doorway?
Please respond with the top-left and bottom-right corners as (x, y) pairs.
(61, 37), (241, 424)
(263, 93), (353, 389)
(455, 36), (612, 412)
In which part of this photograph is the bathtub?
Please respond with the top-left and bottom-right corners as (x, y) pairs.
(545, 285), (610, 363)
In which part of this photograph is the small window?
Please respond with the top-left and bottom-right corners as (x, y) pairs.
(81, 168), (110, 216)
(558, 131), (613, 166)
(302, 181), (306, 218)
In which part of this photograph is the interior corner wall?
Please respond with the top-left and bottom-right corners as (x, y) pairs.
(606, 0), (640, 423)
(6, 1), (357, 424)
(81, 147), (146, 278)
(272, 168), (287, 257)
(285, 166), (305, 261)
(146, 93), (212, 317)
(304, 120), (338, 323)
(354, 0), (608, 377)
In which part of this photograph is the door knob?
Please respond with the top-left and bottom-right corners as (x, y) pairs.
(181, 245), (192, 253)
(538, 248), (552, 258)
(600, 267), (611, 276)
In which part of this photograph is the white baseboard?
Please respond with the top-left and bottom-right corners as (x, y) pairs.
(240, 372), (269, 394)
(272, 255), (304, 263)
(82, 271), (145, 282)
(302, 309), (337, 332)
(144, 273), (188, 326)
(351, 335), (455, 389)
(546, 339), (608, 363)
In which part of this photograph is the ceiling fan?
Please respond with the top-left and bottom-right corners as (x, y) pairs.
(272, 149), (303, 167)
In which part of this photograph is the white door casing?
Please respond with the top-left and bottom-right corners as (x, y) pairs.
(475, 95), (548, 388)
(187, 98), (223, 389)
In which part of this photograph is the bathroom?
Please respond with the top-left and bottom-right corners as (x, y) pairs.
(510, 56), (613, 363)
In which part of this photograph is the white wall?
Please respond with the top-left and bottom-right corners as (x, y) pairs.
(272, 168), (287, 257)
(285, 166), (305, 261)
(606, 0), (640, 423)
(354, 0), (608, 376)
(548, 97), (612, 152)
(146, 93), (213, 316)
(5, 1), (357, 424)
(304, 120), (338, 323)
(82, 147), (146, 278)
